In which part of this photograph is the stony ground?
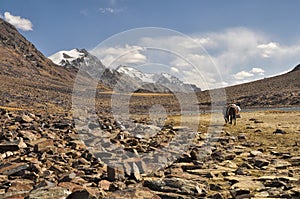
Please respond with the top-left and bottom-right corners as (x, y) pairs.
(0, 106), (299, 199)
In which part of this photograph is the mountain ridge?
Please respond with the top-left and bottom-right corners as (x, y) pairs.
(49, 49), (201, 92)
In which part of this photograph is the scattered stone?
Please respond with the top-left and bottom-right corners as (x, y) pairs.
(273, 128), (287, 134)
(209, 193), (223, 199)
(21, 114), (34, 123)
(0, 138), (27, 152)
(250, 150), (263, 157)
(66, 189), (89, 199)
(254, 129), (262, 133)
(0, 109), (299, 198)
(107, 187), (161, 199)
(28, 186), (71, 199)
(253, 158), (270, 168)
(254, 119), (264, 123)
(107, 165), (125, 181)
(0, 163), (29, 176)
(230, 189), (250, 199)
(99, 180), (111, 191)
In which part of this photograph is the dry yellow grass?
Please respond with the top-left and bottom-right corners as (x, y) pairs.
(169, 110), (300, 154)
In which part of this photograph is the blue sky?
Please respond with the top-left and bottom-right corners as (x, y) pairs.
(1, 0), (300, 88)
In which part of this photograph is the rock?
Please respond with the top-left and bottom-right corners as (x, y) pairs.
(258, 175), (298, 183)
(254, 119), (264, 123)
(254, 191), (269, 197)
(33, 139), (54, 153)
(210, 184), (222, 191)
(231, 180), (264, 191)
(28, 186), (71, 199)
(254, 129), (262, 133)
(0, 138), (27, 152)
(253, 158), (269, 168)
(132, 162), (141, 181)
(99, 180), (111, 191)
(250, 150), (263, 157)
(6, 179), (34, 193)
(59, 172), (76, 182)
(273, 128), (287, 134)
(21, 114), (34, 123)
(66, 189), (89, 199)
(230, 189), (251, 199)
(107, 165), (125, 181)
(272, 159), (291, 169)
(0, 162), (29, 176)
(289, 156), (300, 166)
(237, 134), (247, 140)
(107, 187), (161, 199)
(264, 180), (288, 189)
(58, 182), (83, 192)
(143, 177), (207, 196)
(209, 193), (223, 199)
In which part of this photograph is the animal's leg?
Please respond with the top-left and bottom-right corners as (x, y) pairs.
(229, 115), (232, 124)
(233, 114), (236, 125)
(224, 115), (228, 123)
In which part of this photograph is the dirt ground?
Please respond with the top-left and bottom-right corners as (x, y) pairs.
(169, 109), (300, 154)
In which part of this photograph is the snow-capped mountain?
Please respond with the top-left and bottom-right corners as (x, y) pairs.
(49, 49), (201, 92)
(116, 66), (201, 92)
(49, 49), (105, 70)
(116, 66), (155, 83)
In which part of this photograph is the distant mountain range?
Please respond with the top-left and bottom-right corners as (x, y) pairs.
(48, 49), (201, 93)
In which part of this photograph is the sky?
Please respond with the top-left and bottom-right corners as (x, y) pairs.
(1, 0), (300, 89)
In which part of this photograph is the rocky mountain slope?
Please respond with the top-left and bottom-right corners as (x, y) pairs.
(0, 18), (76, 83)
(0, 18), (79, 110)
(197, 64), (300, 109)
(224, 64), (300, 108)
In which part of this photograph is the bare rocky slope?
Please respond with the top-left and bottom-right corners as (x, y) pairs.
(197, 65), (300, 109)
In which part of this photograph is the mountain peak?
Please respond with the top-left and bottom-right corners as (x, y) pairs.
(116, 65), (201, 92)
(48, 48), (105, 69)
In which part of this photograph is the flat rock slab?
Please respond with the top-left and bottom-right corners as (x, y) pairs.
(107, 187), (161, 199)
(0, 163), (29, 176)
(28, 186), (71, 199)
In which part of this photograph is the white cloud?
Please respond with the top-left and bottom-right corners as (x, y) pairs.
(234, 67), (265, 80)
(3, 12), (33, 31)
(233, 71), (254, 80)
(99, 7), (125, 14)
(90, 45), (147, 67)
(257, 42), (279, 58)
(170, 67), (179, 73)
(250, 67), (265, 75)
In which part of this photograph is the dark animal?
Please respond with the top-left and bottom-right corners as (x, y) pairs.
(223, 104), (239, 125)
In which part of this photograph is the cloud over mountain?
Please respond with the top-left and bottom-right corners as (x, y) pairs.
(2, 12), (33, 31)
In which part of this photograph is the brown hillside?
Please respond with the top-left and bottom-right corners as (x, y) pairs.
(0, 18), (76, 84)
(0, 18), (77, 110)
(196, 64), (299, 109)
(223, 65), (300, 108)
